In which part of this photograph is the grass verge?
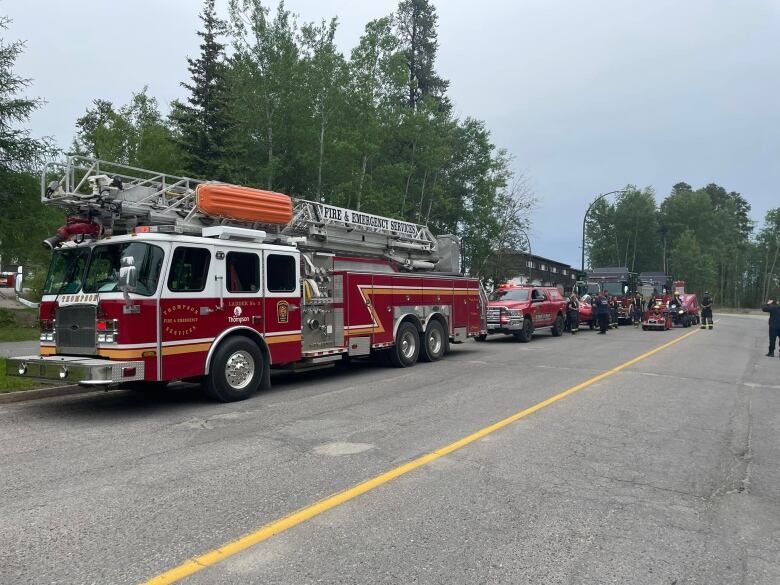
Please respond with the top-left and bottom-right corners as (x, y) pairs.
(0, 307), (39, 342)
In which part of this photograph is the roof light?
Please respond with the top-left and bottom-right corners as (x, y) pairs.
(134, 225), (183, 234)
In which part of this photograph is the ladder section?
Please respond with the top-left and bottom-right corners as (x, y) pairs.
(41, 156), (455, 269)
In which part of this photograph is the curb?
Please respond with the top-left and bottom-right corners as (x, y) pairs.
(0, 384), (104, 404)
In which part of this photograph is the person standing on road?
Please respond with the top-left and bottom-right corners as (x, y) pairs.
(631, 292), (644, 327)
(609, 295), (620, 329)
(567, 292), (580, 334)
(762, 297), (780, 357)
(595, 292), (611, 334)
(701, 291), (714, 329)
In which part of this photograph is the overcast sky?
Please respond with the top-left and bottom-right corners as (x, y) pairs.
(5, 0), (779, 267)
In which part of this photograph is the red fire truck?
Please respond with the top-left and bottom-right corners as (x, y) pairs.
(481, 284), (567, 342)
(7, 157), (486, 401)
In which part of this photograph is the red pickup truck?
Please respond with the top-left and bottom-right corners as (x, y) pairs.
(482, 284), (567, 342)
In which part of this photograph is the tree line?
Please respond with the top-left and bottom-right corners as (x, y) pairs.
(0, 0), (532, 286)
(586, 183), (779, 307)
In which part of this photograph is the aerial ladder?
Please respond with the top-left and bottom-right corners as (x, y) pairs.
(40, 156), (461, 273)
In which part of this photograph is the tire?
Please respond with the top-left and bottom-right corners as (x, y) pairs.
(551, 314), (564, 337)
(389, 321), (420, 367)
(420, 320), (447, 362)
(205, 336), (263, 402)
(475, 333), (488, 342)
(515, 317), (533, 343)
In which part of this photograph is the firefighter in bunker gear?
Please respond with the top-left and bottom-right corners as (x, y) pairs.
(762, 298), (780, 357)
(608, 294), (619, 329)
(567, 293), (580, 334)
(701, 291), (714, 329)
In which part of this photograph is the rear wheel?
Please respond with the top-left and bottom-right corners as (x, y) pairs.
(515, 317), (533, 343)
(205, 337), (263, 402)
(389, 321), (420, 367)
(420, 320), (447, 362)
(551, 314), (564, 337)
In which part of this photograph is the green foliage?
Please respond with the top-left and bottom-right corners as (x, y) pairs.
(0, 168), (62, 267)
(587, 179), (766, 306)
(73, 88), (181, 174)
(668, 229), (716, 295)
(220, 0), (529, 275)
(586, 186), (659, 272)
(0, 15), (55, 172)
(172, 0), (235, 181)
(395, 0), (449, 111)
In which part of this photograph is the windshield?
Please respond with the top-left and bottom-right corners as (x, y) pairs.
(83, 242), (164, 296)
(43, 248), (91, 295)
(601, 282), (626, 296)
(490, 289), (529, 302)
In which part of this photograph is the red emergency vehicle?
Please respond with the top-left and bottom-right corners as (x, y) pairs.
(481, 284), (567, 342)
(7, 157), (486, 401)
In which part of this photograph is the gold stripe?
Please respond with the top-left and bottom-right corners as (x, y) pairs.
(98, 348), (150, 359)
(266, 334), (301, 345)
(39, 346), (56, 356)
(161, 343), (211, 356)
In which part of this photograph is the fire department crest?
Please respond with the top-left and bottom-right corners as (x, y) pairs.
(276, 300), (289, 324)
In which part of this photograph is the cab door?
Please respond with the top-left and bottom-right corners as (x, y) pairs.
(262, 250), (302, 364)
(530, 288), (550, 326)
(220, 246), (264, 337)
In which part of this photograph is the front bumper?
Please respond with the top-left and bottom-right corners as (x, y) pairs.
(6, 355), (145, 386)
(486, 317), (523, 333)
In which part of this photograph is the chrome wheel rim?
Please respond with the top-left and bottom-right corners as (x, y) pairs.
(400, 330), (417, 359)
(428, 328), (442, 355)
(225, 350), (255, 390)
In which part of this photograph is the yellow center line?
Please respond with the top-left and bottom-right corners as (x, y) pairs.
(141, 327), (701, 585)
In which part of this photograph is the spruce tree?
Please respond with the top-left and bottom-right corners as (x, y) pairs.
(172, 0), (234, 181)
(394, 0), (449, 111)
(0, 15), (51, 171)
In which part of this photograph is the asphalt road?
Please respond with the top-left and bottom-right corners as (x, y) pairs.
(1, 314), (779, 585)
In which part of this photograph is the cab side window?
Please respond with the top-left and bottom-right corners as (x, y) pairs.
(266, 254), (296, 293)
(168, 247), (211, 292)
(227, 252), (260, 293)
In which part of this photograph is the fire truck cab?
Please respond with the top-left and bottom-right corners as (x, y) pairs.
(483, 284), (566, 342)
(7, 157), (486, 402)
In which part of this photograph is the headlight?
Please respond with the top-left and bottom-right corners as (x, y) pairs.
(678, 310), (684, 314)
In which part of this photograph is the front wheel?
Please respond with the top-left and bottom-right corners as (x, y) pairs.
(515, 318), (533, 343)
(420, 320), (447, 362)
(551, 314), (564, 337)
(205, 336), (263, 402)
(389, 321), (420, 367)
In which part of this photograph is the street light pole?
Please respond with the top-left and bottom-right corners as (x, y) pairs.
(519, 228), (532, 283)
(580, 189), (627, 275)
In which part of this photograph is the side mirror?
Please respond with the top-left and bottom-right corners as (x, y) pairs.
(13, 267), (23, 295)
(13, 266), (38, 308)
(118, 256), (137, 293)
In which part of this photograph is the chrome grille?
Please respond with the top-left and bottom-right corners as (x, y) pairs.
(56, 305), (97, 355)
(486, 307), (502, 322)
